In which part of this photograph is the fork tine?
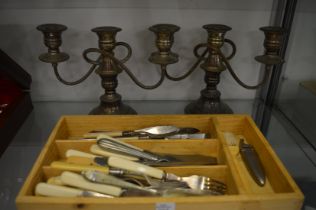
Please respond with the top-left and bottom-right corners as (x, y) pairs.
(202, 177), (227, 194)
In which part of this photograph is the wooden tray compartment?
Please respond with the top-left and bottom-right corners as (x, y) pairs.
(16, 115), (304, 210)
(54, 115), (218, 139)
(213, 115), (301, 195)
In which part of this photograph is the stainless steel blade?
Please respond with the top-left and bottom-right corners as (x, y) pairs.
(143, 155), (217, 166)
(165, 133), (206, 139)
(136, 126), (179, 135)
(82, 190), (114, 198)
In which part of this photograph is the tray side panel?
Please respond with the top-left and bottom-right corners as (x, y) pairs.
(16, 117), (67, 197)
(243, 116), (303, 195)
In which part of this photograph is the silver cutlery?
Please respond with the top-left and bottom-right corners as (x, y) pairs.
(239, 138), (266, 186)
(96, 137), (217, 164)
(60, 171), (123, 196)
(35, 182), (114, 198)
(84, 126), (200, 139)
(84, 125), (181, 138)
(107, 156), (226, 194)
(82, 170), (156, 194)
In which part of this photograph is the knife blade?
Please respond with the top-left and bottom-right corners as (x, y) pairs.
(165, 133), (206, 139)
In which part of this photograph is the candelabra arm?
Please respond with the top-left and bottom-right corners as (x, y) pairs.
(216, 48), (271, 89)
(103, 51), (166, 89)
(51, 60), (99, 86)
(165, 46), (208, 81)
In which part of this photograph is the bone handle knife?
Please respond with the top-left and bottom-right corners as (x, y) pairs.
(50, 161), (109, 173)
(90, 144), (139, 161)
(107, 156), (164, 179)
(60, 171), (123, 196)
(35, 183), (114, 198)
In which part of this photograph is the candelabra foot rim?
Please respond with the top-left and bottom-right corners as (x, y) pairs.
(184, 99), (233, 114)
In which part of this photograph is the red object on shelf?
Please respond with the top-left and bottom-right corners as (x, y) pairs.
(0, 73), (23, 106)
(0, 49), (33, 156)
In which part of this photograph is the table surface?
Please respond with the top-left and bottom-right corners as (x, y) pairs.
(1, 100), (315, 210)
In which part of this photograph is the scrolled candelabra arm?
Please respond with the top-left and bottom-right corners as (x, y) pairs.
(215, 48), (272, 89)
(103, 51), (166, 89)
(164, 44), (208, 81)
(51, 61), (98, 86)
(213, 25), (285, 90)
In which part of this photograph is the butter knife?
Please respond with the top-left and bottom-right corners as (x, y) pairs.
(239, 139), (266, 186)
(35, 183), (114, 198)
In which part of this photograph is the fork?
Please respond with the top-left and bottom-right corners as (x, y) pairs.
(107, 156), (227, 195)
(166, 174), (226, 194)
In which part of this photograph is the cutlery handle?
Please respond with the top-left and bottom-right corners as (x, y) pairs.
(60, 171), (123, 196)
(47, 176), (64, 186)
(66, 149), (96, 158)
(51, 161), (109, 173)
(90, 144), (139, 161)
(35, 183), (83, 197)
(108, 156), (164, 179)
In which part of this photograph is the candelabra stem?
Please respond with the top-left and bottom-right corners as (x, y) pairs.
(88, 26), (137, 115)
(185, 24), (234, 114)
(185, 69), (233, 114)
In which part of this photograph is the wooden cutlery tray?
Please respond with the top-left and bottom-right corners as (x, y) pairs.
(16, 115), (303, 210)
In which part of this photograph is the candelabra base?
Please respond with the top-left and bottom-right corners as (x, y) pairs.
(89, 103), (137, 115)
(185, 99), (233, 114)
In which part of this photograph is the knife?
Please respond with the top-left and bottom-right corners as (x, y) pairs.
(239, 139), (266, 186)
(60, 171), (123, 196)
(66, 153), (217, 167)
(83, 126), (200, 139)
(35, 182), (156, 198)
(65, 148), (217, 166)
(97, 136), (216, 163)
(164, 133), (206, 139)
(82, 170), (156, 194)
(66, 147), (139, 161)
(35, 182), (114, 198)
(84, 126), (180, 138)
(114, 133), (207, 140)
